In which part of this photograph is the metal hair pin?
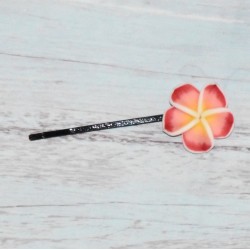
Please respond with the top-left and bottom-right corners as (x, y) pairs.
(29, 83), (234, 153)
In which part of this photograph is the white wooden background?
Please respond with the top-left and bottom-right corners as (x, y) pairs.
(1, 0), (250, 248)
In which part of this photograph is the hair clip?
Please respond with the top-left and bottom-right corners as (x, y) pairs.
(29, 83), (234, 153)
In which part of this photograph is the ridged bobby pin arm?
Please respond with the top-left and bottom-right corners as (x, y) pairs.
(29, 114), (163, 141)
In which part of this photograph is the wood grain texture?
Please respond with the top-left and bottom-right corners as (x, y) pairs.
(0, 0), (250, 248)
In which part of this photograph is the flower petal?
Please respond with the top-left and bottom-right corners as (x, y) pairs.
(199, 84), (227, 112)
(205, 110), (234, 138)
(182, 119), (214, 153)
(171, 84), (200, 114)
(163, 107), (198, 136)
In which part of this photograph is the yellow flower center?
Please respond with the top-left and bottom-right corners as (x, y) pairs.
(198, 112), (203, 120)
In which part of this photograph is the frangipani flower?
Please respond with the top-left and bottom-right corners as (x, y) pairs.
(163, 84), (234, 153)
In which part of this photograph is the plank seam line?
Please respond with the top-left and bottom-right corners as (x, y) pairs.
(0, 52), (248, 82)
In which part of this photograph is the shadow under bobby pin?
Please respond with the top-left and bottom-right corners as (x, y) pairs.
(29, 84), (234, 154)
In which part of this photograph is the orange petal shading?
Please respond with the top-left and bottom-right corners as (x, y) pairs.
(205, 111), (234, 138)
(171, 84), (200, 112)
(182, 121), (214, 153)
(201, 84), (227, 111)
(163, 107), (196, 136)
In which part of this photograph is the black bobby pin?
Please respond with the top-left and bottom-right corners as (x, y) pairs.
(29, 114), (163, 141)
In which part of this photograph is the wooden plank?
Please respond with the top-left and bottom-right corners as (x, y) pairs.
(0, 0), (250, 248)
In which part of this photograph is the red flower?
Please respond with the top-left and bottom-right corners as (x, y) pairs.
(163, 84), (234, 153)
